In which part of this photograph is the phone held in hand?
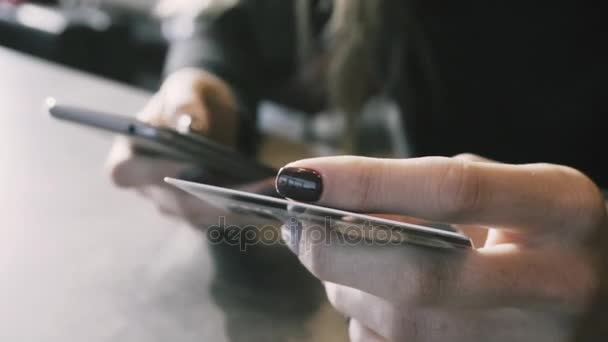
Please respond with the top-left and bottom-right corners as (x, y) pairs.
(165, 178), (473, 250)
(47, 98), (276, 182)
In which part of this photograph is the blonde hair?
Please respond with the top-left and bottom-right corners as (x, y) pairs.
(159, 0), (388, 113)
(159, 0), (394, 152)
(328, 0), (386, 111)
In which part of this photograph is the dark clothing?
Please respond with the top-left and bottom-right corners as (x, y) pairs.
(165, 0), (607, 187)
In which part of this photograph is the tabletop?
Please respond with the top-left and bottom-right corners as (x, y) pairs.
(0, 47), (347, 342)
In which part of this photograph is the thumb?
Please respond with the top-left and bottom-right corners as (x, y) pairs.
(159, 69), (239, 145)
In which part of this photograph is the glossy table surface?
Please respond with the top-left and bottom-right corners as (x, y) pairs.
(0, 47), (346, 342)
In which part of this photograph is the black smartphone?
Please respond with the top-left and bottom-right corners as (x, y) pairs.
(47, 99), (277, 182)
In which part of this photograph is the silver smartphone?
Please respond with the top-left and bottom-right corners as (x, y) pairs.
(47, 99), (276, 182)
(165, 177), (473, 250)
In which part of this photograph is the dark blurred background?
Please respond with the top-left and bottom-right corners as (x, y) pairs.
(0, 0), (404, 156)
(0, 0), (166, 90)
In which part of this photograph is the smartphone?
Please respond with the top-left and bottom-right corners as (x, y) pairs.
(47, 98), (277, 182)
(165, 178), (473, 250)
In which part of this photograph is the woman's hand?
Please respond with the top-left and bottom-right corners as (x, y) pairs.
(134, 67), (239, 146)
(106, 68), (271, 228)
(276, 155), (607, 341)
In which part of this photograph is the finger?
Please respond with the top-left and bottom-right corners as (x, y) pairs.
(349, 319), (389, 342)
(135, 85), (210, 134)
(451, 155), (493, 246)
(289, 222), (596, 309)
(158, 70), (238, 144)
(331, 284), (568, 342)
(453, 153), (496, 163)
(282, 156), (605, 234)
(162, 97), (211, 135)
(106, 95), (189, 188)
(136, 94), (165, 126)
(326, 283), (396, 340)
(106, 137), (187, 188)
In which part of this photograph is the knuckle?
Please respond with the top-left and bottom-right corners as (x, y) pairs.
(399, 252), (451, 305)
(351, 160), (380, 210)
(549, 165), (606, 229)
(453, 152), (484, 162)
(434, 159), (483, 221)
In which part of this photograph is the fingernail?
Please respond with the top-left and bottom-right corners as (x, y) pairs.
(275, 167), (323, 202)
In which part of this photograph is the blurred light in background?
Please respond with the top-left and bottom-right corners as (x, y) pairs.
(16, 4), (67, 33)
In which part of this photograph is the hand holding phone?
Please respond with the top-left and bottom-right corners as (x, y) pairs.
(48, 101), (276, 182)
(51, 68), (275, 226)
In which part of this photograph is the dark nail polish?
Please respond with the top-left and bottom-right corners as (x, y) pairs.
(275, 167), (323, 202)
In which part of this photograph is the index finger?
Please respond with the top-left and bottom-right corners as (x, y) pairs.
(278, 156), (605, 233)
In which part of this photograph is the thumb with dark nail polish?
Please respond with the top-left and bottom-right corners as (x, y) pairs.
(275, 167), (323, 202)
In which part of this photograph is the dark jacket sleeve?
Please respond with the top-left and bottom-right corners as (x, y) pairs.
(163, 0), (298, 110)
(163, 0), (299, 153)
